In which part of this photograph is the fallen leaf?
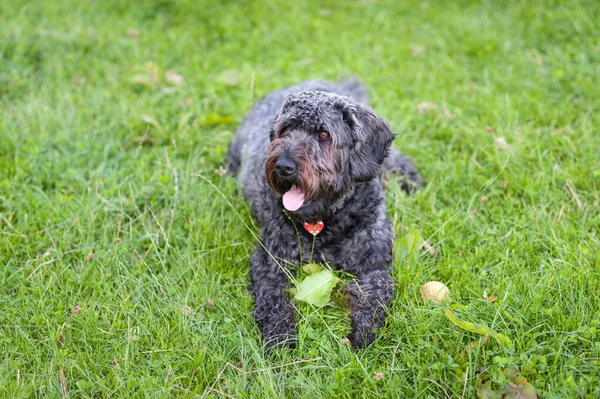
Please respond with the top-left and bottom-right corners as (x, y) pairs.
(443, 308), (512, 347)
(37, 249), (52, 260)
(295, 58), (315, 67)
(141, 114), (162, 130)
(131, 74), (154, 86)
(180, 305), (192, 313)
(127, 28), (140, 38)
(423, 241), (437, 257)
(165, 70), (184, 86)
(479, 333), (491, 346)
(442, 107), (453, 119)
(444, 308), (491, 335)
(131, 62), (160, 87)
(217, 69), (242, 86)
(416, 102), (438, 115)
(294, 269), (339, 307)
(410, 44), (424, 56)
(201, 113), (235, 125)
(495, 137), (511, 150)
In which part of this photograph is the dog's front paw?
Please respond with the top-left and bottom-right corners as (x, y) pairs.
(347, 327), (377, 348)
(257, 310), (297, 353)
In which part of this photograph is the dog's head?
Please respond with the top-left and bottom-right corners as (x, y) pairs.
(265, 91), (395, 222)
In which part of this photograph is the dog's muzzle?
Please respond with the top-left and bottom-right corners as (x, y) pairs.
(275, 156), (296, 178)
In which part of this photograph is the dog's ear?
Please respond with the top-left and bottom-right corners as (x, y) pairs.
(269, 93), (301, 141)
(269, 112), (286, 142)
(269, 121), (277, 142)
(348, 105), (396, 182)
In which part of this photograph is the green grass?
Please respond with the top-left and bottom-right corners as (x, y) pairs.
(1, 0), (599, 397)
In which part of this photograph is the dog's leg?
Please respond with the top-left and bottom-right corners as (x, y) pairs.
(346, 268), (393, 348)
(250, 247), (297, 350)
(382, 148), (425, 193)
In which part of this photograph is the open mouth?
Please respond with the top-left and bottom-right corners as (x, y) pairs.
(282, 185), (305, 211)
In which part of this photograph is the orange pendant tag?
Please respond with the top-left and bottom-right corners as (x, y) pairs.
(303, 221), (324, 236)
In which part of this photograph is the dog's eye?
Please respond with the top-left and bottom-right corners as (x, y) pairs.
(318, 131), (330, 140)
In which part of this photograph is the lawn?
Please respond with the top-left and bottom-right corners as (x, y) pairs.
(1, 0), (599, 397)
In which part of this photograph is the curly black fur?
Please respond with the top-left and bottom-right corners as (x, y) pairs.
(227, 79), (424, 350)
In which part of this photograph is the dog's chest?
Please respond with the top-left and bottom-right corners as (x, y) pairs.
(296, 214), (392, 272)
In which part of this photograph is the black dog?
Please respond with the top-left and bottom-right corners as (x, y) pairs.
(227, 79), (424, 349)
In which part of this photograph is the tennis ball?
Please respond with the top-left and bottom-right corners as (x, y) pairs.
(420, 281), (450, 304)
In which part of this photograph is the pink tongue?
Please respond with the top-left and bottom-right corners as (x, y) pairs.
(282, 186), (305, 211)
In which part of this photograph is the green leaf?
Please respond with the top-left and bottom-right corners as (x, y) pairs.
(494, 333), (513, 347)
(444, 308), (492, 334)
(141, 114), (163, 132)
(76, 379), (92, 390)
(131, 74), (155, 87)
(130, 62), (160, 87)
(302, 262), (322, 275)
(443, 309), (512, 347)
(217, 69), (242, 86)
(394, 228), (423, 262)
(294, 269), (340, 307)
(201, 113), (235, 125)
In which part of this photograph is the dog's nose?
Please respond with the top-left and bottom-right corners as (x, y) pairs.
(275, 157), (296, 176)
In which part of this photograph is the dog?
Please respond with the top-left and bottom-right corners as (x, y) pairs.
(227, 79), (424, 350)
